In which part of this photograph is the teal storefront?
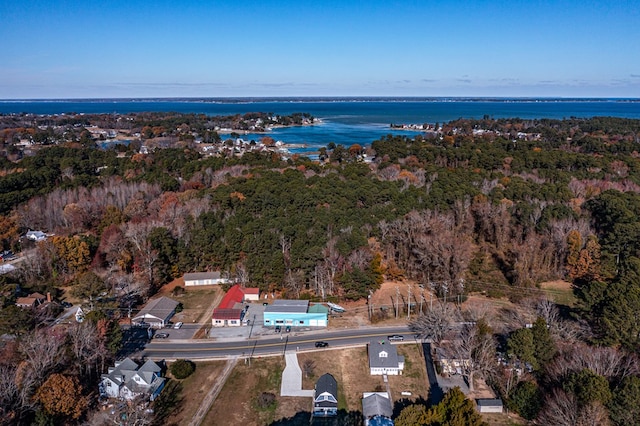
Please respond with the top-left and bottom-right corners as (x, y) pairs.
(263, 300), (329, 327)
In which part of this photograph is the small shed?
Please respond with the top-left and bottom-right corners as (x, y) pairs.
(241, 287), (260, 301)
(132, 296), (179, 328)
(476, 398), (504, 413)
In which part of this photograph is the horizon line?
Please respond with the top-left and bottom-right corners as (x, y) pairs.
(2, 96), (640, 102)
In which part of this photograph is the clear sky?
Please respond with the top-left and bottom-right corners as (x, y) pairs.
(1, 0), (639, 99)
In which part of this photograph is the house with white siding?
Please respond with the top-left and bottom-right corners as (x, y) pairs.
(368, 340), (404, 376)
(100, 358), (165, 401)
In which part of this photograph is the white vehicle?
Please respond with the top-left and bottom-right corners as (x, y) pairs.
(173, 322), (183, 329)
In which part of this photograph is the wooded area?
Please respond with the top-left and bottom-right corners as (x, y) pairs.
(2, 113), (640, 424)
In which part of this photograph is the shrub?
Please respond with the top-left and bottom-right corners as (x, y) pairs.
(170, 359), (195, 379)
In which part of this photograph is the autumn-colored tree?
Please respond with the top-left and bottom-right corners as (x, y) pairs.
(0, 213), (19, 250)
(569, 235), (602, 284)
(50, 236), (91, 275)
(35, 374), (87, 421)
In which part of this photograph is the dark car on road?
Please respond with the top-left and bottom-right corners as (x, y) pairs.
(315, 341), (329, 348)
(388, 335), (404, 341)
(154, 332), (169, 339)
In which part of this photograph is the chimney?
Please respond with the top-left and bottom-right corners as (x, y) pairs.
(47, 292), (52, 303)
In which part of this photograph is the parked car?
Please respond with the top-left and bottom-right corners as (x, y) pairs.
(388, 335), (404, 341)
(285, 325), (291, 333)
(61, 301), (72, 308)
(275, 325), (281, 333)
(154, 332), (169, 339)
(315, 341), (329, 348)
(174, 322), (183, 329)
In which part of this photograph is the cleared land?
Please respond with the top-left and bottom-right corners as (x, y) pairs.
(163, 360), (228, 426)
(204, 357), (310, 426)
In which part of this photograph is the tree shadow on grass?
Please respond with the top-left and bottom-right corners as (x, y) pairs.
(152, 380), (184, 426)
(269, 409), (362, 426)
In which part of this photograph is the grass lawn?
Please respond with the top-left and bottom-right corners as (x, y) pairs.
(540, 280), (576, 307)
(204, 357), (310, 426)
(166, 286), (222, 325)
(298, 344), (429, 413)
(162, 360), (228, 426)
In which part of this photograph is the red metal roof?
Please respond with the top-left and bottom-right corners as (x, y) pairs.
(218, 284), (245, 310)
(242, 287), (260, 295)
(212, 308), (243, 320)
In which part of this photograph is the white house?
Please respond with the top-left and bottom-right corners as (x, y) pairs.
(368, 340), (404, 376)
(100, 358), (165, 401)
(25, 230), (47, 241)
(183, 271), (231, 287)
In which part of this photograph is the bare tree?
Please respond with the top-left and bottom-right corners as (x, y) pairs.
(302, 359), (316, 379)
(451, 323), (497, 392)
(409, 300), (460, 344)
(68, 322), (100, 378)
(537, 389), (580, 426)
(19, 329), (66, 383)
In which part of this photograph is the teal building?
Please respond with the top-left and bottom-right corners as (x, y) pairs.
(263, 300), (329, 327)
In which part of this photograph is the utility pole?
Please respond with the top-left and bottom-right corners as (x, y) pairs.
(395, 286), (400, 319)
(407, 284), (412, 320)
(419, 287), (424, 315)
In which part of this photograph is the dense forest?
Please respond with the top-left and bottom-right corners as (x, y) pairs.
(2, 113), (640, 424)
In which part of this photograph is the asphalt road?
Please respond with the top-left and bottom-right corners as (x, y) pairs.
(141, 325), (413, 360)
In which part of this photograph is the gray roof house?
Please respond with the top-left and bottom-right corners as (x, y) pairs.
(132, 296), (179, 328)
(100, 358), (165, 401)
(313, 373), (338, 417)
(369, 340), (405, 375)
(362, 392), (394, 426)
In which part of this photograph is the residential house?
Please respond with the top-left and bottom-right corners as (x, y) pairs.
(313, 373), (338, 417)
(362, 392), (394, 426)
(25, 230), (47, 241)
(368, 340), (405, 376)
(476, 398), (504, 413)
(100, 358), (165, 401)
(16, 292), (46, 309)
(183, 271), (231, 287)
(132, 296), (179, 328)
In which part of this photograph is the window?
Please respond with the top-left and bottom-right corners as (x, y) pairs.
(379, 351), (388, 358)
(299, 321), (304, 325)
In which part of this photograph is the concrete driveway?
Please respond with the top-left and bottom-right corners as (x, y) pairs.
(281, 351), (314, 397)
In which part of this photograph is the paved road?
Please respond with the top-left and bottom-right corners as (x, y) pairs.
(141, 326), (412, 360)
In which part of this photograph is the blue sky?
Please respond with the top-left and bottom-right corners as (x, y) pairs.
(1, 0), (639, 98)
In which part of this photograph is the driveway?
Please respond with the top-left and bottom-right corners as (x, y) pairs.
(280, 351), (314, 397)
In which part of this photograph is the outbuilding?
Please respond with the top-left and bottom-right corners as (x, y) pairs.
(263, 300), (328, 328)
(183, 271), (231, 287)
(476, 398), (504, 413)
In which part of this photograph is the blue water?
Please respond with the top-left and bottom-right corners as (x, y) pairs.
(2, 98), (639, 152)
